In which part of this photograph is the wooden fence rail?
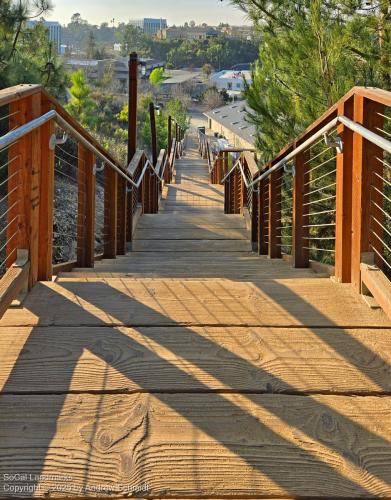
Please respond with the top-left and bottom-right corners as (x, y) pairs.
(200, 86), (391, 318)
(0, 84), (185, 315)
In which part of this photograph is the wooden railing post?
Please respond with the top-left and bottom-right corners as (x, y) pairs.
(233, 167), (242, 214)
(335, 97), (354, 282)
(104, 167), (117, 259)
(351, 95), (385, 291)
(168, 115), (172, 158)
(8, 93), (41, 287)
(116, 176), (127, 255)
(212, 156), (222, 184)
(268, 169), (281, 259)
(223, 151), (229, 177)
(37, 94), (55, 281)
(292, 147), (309, 267)
(77, 145), (95, 268)
(251, 184), (258, 251)
(224, 177), (231, 213)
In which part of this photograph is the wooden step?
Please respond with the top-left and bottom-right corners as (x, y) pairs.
(137, 217), (247, 229)
(132, 240), (252, 252)
(134, 228), (249, 240)
(1, 393), (391, 497)
(1, 278), (388, 328)
(2, 325), (391, 394)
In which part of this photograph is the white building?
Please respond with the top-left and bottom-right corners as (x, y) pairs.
(26, 20), (61, 52)
(204, 103), (255, 150)
(128, 18), (167, 35)
(210, 70), (252, 98)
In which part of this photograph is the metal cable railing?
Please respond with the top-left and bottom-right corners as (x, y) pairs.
(369, 107), (391, 278)
(94, 160), (105, 256)
(52, 139), (80, 264)
(0, 104), (22, 276)
(276, 161), (294, 255)
(301, 129), (338, 265)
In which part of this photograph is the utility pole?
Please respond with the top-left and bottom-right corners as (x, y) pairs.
(127, 52), (138, 165)
(126, 52), (138, 243)
(149, 102), (158, 166)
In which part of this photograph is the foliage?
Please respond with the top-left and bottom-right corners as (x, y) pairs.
(0, 2), (67, 96)
(117, 95), (189, 153)
(166, 99), (190, 130)
(149, 67), (165, 87)
(65, 70), (97, 128)
(166, 35), (259, 69)
(202, 88), (225, 109)
(230, 0), (391, 162)
(117, 24), (147, 55)
(202, 63), (213, 77)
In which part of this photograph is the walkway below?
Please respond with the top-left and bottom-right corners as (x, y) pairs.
(1, 130), (391, 498)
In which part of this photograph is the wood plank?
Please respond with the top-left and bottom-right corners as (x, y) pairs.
(293, 148), (309, 267)
(361, 263), (391, 321)
(351, 96), (384, 291)
(0, 83), (41, 107)
(2, 325), (391, 394)
(77, 145), (95, 268)
(1, 393), (391, 497)
(0, 278), (388, 327)
(29, 92), (41, 287)
(335, 97), (354, 282)
(162, 206), (226, 212)
(103, 167), (117, 259)
(137, 214), (245, 227)
(37, 93), (54, 281)
(134, 228), (248, 240)
(0, 260), (29, 320)
(132, 239), (253, 252)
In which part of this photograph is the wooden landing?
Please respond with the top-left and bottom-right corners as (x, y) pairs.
(1, 130), (391, 499)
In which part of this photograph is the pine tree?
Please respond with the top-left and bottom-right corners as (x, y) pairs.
(230, 0), (391, 160)
(65, 70), (97, 129)
(0, 1), (67, 96)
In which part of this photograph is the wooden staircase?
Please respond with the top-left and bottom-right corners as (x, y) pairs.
(1, 128), (391, 498)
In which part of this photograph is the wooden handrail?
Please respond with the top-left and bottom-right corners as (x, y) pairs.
(243, 151), (258, 177)
(0, 83), (41, 107)
(214, 85), (391, 320)
(0, 85), (186, 318)
(42, 88), (124, 172)
(127, 151), (144, 176)
(255, 86), (391, 178)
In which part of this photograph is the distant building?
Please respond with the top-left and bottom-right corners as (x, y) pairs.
(210, 70), (251, 98)
(219, 25), (254, 40)
(65, 59), (103, 80)
(231, 63), (252, 72)
(65, 57), (165, 90)
(204, 103), (255, 150)
(26, 20), (61, 52)
(129, 18), (167, 35)
(157, 26), (218, 41)
(160, 69), (206, 98)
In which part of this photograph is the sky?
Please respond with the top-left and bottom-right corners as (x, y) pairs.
(46, 0), (251, 27)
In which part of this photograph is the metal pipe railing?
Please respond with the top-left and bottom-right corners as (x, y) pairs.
(220, 115), (391, 188)
(0, 110), (138, 187)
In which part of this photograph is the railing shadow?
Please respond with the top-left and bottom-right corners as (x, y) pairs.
(1, 278), (391, 497)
